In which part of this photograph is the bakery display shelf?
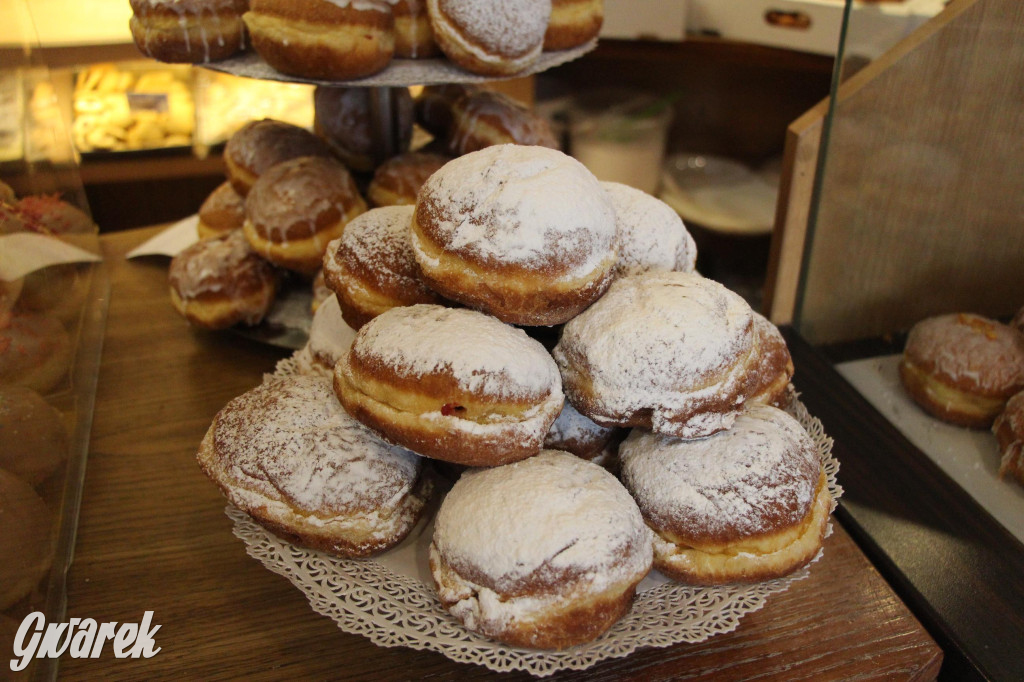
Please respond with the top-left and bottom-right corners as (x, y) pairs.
(783, 328), (1024, 681)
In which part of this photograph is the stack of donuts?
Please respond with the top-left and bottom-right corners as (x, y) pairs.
(169, 84), (560, 329)
(129, 0), (602, 80)
(197, 142), (836, 650)
(899, 308), (1024, 488)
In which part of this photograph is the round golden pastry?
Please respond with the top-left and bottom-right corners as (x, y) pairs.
(13, 194), (98, 236)
(601, 181), (697, 278)
(553, 270), (785, 439)
(413, 83), (478, 139)
(168, 230), (278, 329)
(899, 313), (1024, 428)
(0, 468), (53, 610)
(198, 375), (432, 557)
(223, 118), (333, 196)
(430, 449), (652, 649)
(367, 151), (450, 207)
(243, 0), (394, 80)
(129, 0), (249, 63)
(388, 0), (439, 57)
(334, 304), (564, 466)
(313, 86), (414, 173)
(411, 144), (617, 326)
(197, 181), (247, 240)
(0, 386), (67, 486)
(296, 293), (357, 376)
(427, 0), (551, 76)
(620, 404), (831, 585)
(748, 311), (795, 408)
(322, 205), (442, 329)
(446, 90), (559, 156)
(544, 401), (624, 471)
(243, 155), (368, 275)
(0, 312), (71, 395)
(543, 0), (603, 50)
(994, 390), (1024, 486)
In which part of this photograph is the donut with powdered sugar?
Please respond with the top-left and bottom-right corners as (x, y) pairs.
(322, 205), (443, 330)
(427, 0), (551, 76)
(899, 313), (1024, 428)
(620, 404), (830, 585)
(553, 270), (783, 439)
(543, 401), (624, 471)
(411, 144), (617, 326)
(197, 375), (432, 557)
(430, 449), (652, 649)
(334, 304), (563, 466)
(601, 181), (697, 279)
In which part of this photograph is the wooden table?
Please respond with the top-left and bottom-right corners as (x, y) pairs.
(60, 226), (943, 680)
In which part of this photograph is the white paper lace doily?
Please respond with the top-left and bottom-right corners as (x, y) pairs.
(228, 389), (841, 677)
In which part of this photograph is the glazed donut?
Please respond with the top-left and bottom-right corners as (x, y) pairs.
(169, 230), (278, 329)
(430, 449), (652, 649)
(197, 375), (432, 557)
(296, 293), (357, 376)
(367, 151), (450, 207)
(243, 0), (394, 80)
(427, 0), (551, 77)
(129, 0), (249, 64)
(0, 313), (71, 395)
(544, 0), (603, 50)
(446, 90), (559, 156)
(0, 468), (53, 610)
(197, 181), (247, 240)
(388, 0), (439, 57)
(334, 304), (564, 466)
(899, 313), (1024, 428)
(601, 181), (697, 278)
(13, 194), (98, 236)
(544, 401), (624, 471)
(411, 145), (618, 326)
(223, 118), (333, 196)
(994, 390), (1024, 487)
(620, 405), (831, 585)
(310, 268), (332, 314)
(244, 155), (368, 275)
(313, 86), (414, 173)
(553, 270), (778, 439)
(322, 205), (442, 329)
(0, 386), (67, 486)
(413, 83), (478, 139)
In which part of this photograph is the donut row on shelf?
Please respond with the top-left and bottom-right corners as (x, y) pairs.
(899, 310), (1024, 487)
(0, 183), (100, 620)
(186, 126), (836, 648)
(128, 0), (602, 80)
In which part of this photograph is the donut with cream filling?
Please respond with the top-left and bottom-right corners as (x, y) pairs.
(427, 0), (551, 76)
(129, 0), (249, 64)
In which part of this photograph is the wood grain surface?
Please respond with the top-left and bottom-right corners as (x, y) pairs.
(57, 227), (942, 680)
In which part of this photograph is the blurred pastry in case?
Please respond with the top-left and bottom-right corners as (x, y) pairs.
(224, 118), (333, 196)
(413, 83), (478, 140)
(129, 0), (250, 64)
(0, 312), (71, 395)
(0, 386), (67, 486)
(0, 468), (53, 610)
(197, 181), (247, 240)
(993, 390), (1024, 487)
(313, 86), (414, 173)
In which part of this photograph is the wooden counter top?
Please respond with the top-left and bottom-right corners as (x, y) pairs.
(60, 226), (943, 679)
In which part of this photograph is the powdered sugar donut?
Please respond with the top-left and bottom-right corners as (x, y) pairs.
(169, 230), (278, 329)
(899, 313), (1024, 428)
(197, 375), (432, 557)
(620, 404), (830, 585)
(553, 270), (778, 439)
(994, 390), (1024, 486)
(748, 311), (795, 407)
(412, 145), (617, 326)
(446, 90), (559, 156)
(295, 293), (357, 376)
(544, 401), (623, 470)
(334, 304), (563, 466)
(601, 181), (697, 278)
(322, 205), (442, 330)
(427, 0), (551, 76)
(430, 449), (652, 649)
(244, 155), (368, 275)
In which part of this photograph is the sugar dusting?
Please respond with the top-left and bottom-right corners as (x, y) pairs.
(307, 294), (357, 369)
(169, 229), (271, 300)
(213, 375), (422, 515)
(432, 0), (550, 60)
(601, 181), (697, 277)
(351, 304), (560, 399)
(905, 313), (1024, 392)
(620, 405), (819, 539)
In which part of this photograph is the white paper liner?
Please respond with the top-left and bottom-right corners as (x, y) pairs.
(203, 41), (596, 88)
(229, 359), (842, 676)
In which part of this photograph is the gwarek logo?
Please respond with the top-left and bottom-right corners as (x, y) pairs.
(9, 611), (161, 671)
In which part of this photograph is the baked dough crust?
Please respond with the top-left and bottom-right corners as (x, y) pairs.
(543, 0), (602, 51)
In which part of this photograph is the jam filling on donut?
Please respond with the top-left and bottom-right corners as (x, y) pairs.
(441, 402), (466, 416)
